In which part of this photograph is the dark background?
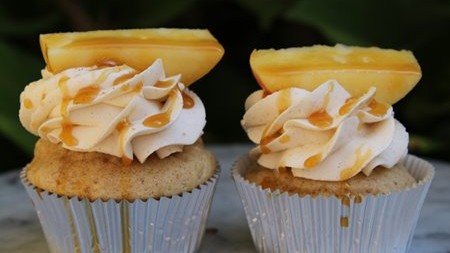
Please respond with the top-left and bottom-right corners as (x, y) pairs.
(1, 0), (449, 171)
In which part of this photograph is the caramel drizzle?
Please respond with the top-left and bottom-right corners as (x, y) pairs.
(339, 97), (358, 116)
(143, 90), (177, 128)
(182, 91), (194, 109)
(73, 86), (100, 104)
(24, 98), (33, 109)
(340, 216), (349, 228)
(58, 76), (78, 146)
(258, 89), (292, 153)
(113, 71), (138, 86)
(259, 129), (282, 154)
(154, 79), (174, 88)
(368, 99), (389, 116)
(279, 135), (290, 144)
(308, 83), (334, 128)
(308, 110), (333, 128)
(304, 153), (322, 168)
(340, 146), (372, 180)
(116, 119), (132, 165)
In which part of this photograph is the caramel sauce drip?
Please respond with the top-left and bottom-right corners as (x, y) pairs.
(341, 196), (351, 207)
(182, 91), (195, 109)
(354, 194), (363, 204)
(121, 156), (133, 166)
(113, 72), (137, 86)
(304, 153), (322, 168)
(340, 216), (349, 228)
(59, 76), (70, 118)
(60, 121), (78, 146)
(279, 135), (290, 144)
(368, 99), (389, 116)
(143, 112), (170, 128)
(116, 119), (130, 132)
(154, 79), (174, 88)
(58, 76), (78, 146)
(257, 88), (293, 154)
(308, 84), (335, 128)
(133, 81), (143, 92)
(121, 82), (143, 92)
(308, 110), (333, 128)
(120, 203), (131, 252)
(73, 86), (100, 104)
(24, 98), (33, 109)
(340, 146), (372, 180)
(116, 119), (132, 166)
(143, 90), (176, 128)
(120, 83), (130, 91)
(339, 97), (358, 116)
(260, 129), (283, 154)
(277, 89), (291, 113)
(277, 166), (291, 174)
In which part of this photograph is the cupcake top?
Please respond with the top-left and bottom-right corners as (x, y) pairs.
(19, 29), (224, 164)
(242, 45), (421, 181)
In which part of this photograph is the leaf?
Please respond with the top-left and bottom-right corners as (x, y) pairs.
(284, 0), (450, 47)
(409, 134), (443, 155)
(0, 40), (41, 154)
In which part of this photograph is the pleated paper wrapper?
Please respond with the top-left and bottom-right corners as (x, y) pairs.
(21, 167), (219, 253)
(232, 155), (434, 253)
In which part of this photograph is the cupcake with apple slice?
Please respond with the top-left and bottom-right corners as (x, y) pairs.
(20, 28), (224, 253)
(233, 44), (433, 253)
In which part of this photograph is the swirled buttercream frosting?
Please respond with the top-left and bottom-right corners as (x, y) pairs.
(20, 59), (205, 163)
(241, 80), (408, 181)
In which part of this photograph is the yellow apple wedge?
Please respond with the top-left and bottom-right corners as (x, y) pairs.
(40, 28), (224, 86)
(250, 44), (421, 104)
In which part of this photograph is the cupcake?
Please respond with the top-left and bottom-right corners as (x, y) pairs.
(19, 28), (224, 253)
(233, 45), (434, 253)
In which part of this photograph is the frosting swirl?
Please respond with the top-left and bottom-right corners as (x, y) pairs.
(242, 80), (408, 181)
(19, 59), (205, 163)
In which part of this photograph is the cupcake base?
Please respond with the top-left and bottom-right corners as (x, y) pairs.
(21, 167), (219, 253)
(232, 155), (433, 253)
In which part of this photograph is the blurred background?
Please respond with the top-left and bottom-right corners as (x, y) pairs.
(0, 0), (449, 171)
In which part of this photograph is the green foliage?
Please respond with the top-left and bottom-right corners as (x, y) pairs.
(0, 0), (449, 170)
(0, 41), (39, 154)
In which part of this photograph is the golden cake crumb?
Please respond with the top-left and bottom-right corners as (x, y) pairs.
(245, 161), (416, 198)
(26, 139), (217, 201)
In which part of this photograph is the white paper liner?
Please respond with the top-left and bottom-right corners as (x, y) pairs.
(232, 155), (434, 253)
(21, 167), (219, 253)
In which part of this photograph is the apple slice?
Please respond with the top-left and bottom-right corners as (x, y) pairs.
(250, 44), (421, 104)
(40, 28), (224, 86)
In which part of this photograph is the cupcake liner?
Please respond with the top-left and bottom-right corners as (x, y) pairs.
(21, 167), (219, 253)
(232, 155), (434, 253)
